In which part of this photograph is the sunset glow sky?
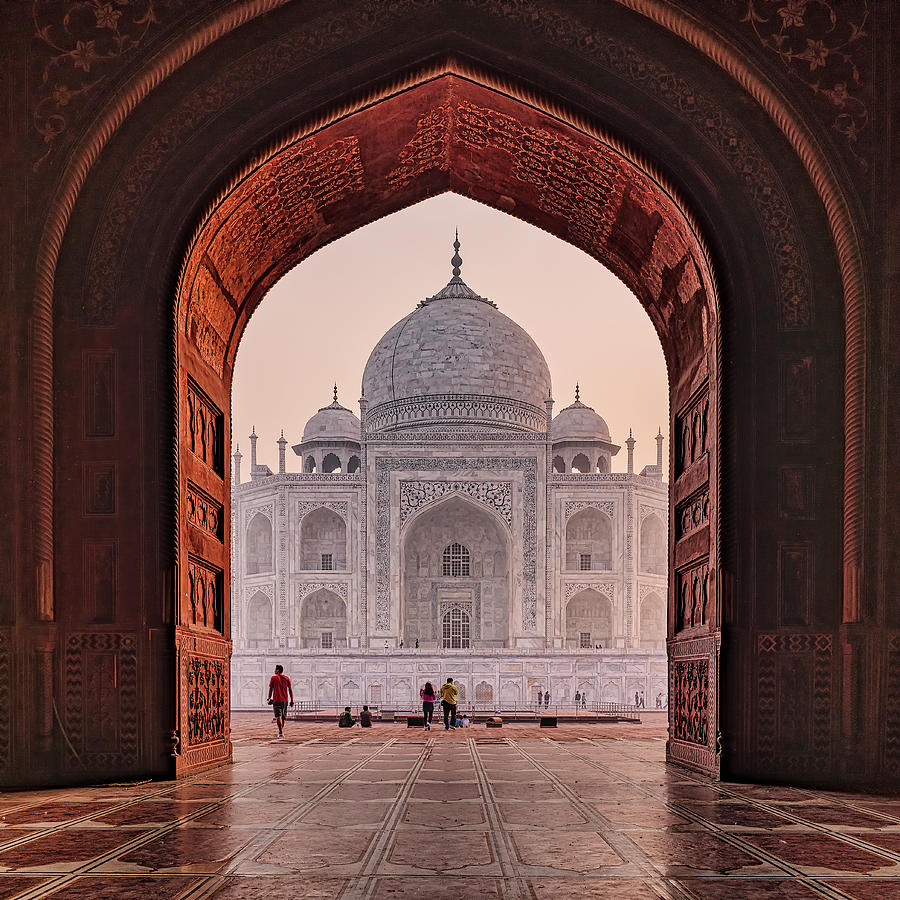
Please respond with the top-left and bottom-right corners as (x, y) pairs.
(232, 193), (669, 477)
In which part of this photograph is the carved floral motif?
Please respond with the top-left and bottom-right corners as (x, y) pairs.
(187, 557), (223, 632)
(296, 581), (349, 603)
(739, 0), (870, 169)
(186, 482), (223, 541)
(186, 654), (226, 746)
(676, 559), (710, 632)
(564, 582), (615, 601)
(672, 658), (710, 746)
(297, 501), (348, 522)
(676, 490), (710, 540)
(186, 380), (223, 476)
(564, 500), (615, 522)
(400, 480), (512, 526)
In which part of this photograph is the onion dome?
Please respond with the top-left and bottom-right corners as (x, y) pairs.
(299, 386), (361, 444)
(552, 384), (612, 442)
(361, 235), (551, 433)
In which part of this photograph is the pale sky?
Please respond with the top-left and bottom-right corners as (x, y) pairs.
(232, 193), (669, 477)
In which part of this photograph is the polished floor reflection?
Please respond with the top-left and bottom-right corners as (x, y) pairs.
(0, 715), (899, 898)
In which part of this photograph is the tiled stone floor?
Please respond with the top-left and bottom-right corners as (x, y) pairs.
(0, 714), (899, 898)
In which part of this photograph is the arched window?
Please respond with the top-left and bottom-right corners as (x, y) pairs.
(571, 453), (591, 474)
(596, 456), (609, 473)
(304, 455), (316, 473)
(347, 455), (360, 474)
(639, 592), (666, 648)
(640, 514), (666, 574)
(552, 455), (566, 473)
(442, 608), (470, 648)
(565, 589), (613, 649)
(246, 513), (273, 574)
(299, 588), (347, 649)
(442, 543), (470, 577)
(322, 453), (341, 474)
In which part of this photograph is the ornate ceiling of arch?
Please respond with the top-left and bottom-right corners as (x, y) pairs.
(179, 76), (716, 380)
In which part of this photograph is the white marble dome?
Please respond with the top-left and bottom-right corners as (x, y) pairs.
(301, 393), (361, 444)
(552, 393), (611, 442)
(362, 248), (551, 433)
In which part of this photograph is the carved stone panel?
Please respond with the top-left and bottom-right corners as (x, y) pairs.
(564, 501), (615, 522)
(187, 482), (224, 542)
(884, 636), (900, 777)
(83, 462), (116, 515)
(779, 356), (816, 442)
(84, 539), (117, 623)
(675, 489), (709, 540)
(186, 557), (224, 633)
(675, 387), (709, 478)
(83, 351), (116, 438)
(64, 633), (138, 770)
(675, 558), (710, 633)
(186, 653), (227, 748)
(778, 543), (812, 626)
(778, 466), (815, 519)
(186, 378), (224, 476)
(672, 658), (709, 746)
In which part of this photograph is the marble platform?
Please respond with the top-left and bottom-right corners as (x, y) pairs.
(0, 714), (898, 898)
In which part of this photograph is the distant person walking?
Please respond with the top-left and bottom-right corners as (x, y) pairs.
(440, 677), (459, 730)
(581, 692), (587, 709)
(537, 689), (543, 708)
(420, 681), (436, 731)
(267, 664), (293, 739)
(639, 690), (645, 708)
(359, 705), (372, 727)
(575, 691), (581, 706)
(634, 691), (639, 707)
(544, 690), (551, 709)
(656, 692), (663, 709)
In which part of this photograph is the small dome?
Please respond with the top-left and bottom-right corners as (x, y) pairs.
(361, 237), (551, 433)
(552, 389), (610, 443)
(300, 388), (360, 444)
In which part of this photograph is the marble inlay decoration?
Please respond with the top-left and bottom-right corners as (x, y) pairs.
(400, 480), (512, 526)
(564, 500), (616, 522)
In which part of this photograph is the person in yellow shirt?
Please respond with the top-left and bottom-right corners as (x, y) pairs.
(440, 677), (459, 730)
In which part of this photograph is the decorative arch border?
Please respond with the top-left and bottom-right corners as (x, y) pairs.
(297, 501), (349, 524)
(564, 500), (617, 523)
(29, 0), (867, 627)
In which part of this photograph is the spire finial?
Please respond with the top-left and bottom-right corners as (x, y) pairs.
(450, 230), (462, 280)
(333, 383), (338, 403)
(575, 382), (580, 402)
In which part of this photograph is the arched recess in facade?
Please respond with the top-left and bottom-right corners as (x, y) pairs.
(26, 1), (866, 788)
(400, 494), (514, 650)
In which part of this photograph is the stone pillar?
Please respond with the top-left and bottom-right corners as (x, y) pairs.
(233, 446), (242, 485)
(277, 430), (287, 475)
(656, 428), (664, 470)
(358, 395), (368, 648)
(544, 395), (555, 648)
(626, 430), (635, 475)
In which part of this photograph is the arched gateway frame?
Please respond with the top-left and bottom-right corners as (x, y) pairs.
(175, 74), (721, 775)
(19, 1), (870, 790)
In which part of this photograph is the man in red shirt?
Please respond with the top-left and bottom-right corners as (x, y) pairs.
(267, 664), (294, 738)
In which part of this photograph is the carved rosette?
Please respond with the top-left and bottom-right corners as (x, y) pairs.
(400, 480), (512, 527)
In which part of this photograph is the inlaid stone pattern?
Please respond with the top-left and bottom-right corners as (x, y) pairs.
(185, 653), (226, 747)
(296, 581), (349, 603)
(564, 500), (615, 522)
(64, 632), (138, 770)
(400, 480), (512, 527)
(672, 657), (710, 746)
(297, 501), (348, 522)
(244, 502), (274, 527)
(564, 582), (615, 602)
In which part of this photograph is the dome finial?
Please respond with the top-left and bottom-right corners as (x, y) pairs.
(450, 229), (462, 281)
(333, 383), (338, 403)
(575, 382), (580, 402)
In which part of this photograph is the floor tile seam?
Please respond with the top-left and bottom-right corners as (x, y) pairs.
(341, 740), (438, 900)
(549, 739), (816, 880)
(467, 738), (534, 900)
(6, 739), (395, 900)
(670, 779), (900, 864)
(0, 736), (354, 855)
(567, 739), (900, 880)
(174, 739), (402, 900)
(505, 738), (667, 883)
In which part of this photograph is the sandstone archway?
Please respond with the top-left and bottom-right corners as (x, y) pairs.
(17, 2), (867, 789)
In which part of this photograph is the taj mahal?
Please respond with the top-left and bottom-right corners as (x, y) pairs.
(230, 241), (668, 710)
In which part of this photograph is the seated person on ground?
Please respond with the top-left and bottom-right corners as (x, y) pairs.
(338, 706), (355, 728)
(359, 705), (372, 727)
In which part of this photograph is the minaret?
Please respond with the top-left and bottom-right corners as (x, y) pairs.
(277, 429), (287, 475)
(656, 427), (664, 471)
(544, 389), (554, 434)
(626, 429), (635, 475)
(249, 426), (258, 470)
(233, 445), (242, 485)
